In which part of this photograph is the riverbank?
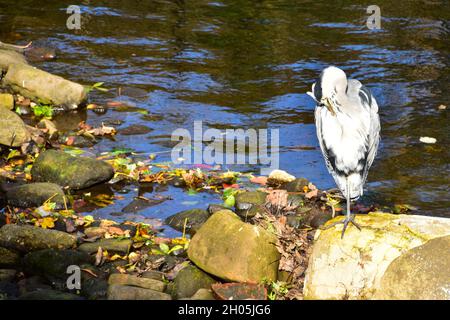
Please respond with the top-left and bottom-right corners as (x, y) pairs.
(1, 44), (449, 300)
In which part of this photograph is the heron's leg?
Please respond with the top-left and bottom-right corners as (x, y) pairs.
(320, 177), (362, 238)
(340, 180), (361, 238)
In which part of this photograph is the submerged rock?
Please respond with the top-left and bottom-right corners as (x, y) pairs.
(165, 209), (210, 235)
(234, 191), (267, 219)
(24, 46), (57, 62)
(0, 108), (30, 147)
(0, 224), (76, 253)
(188, 210), (280, 283)
(374, 235), (450, 300)
(303, 212), (450, 300)
(119, 124), (152, 135)
(6, 182), (66, 209)
(170, 264), (217, 299)
(31, 150), (114, 189)
(107, 284), (172, 300)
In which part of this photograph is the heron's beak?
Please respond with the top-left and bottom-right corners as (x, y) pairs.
(321, 97), (336, 116)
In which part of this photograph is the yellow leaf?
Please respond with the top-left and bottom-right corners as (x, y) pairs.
(40, 217), (55, 229)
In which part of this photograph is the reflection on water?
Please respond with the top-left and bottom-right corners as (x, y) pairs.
(1, 1), (448, 221)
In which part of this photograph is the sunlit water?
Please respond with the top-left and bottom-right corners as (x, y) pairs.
(1, 1), (448, 233)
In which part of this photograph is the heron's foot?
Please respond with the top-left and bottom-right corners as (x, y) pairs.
(321, 215), (361, 239)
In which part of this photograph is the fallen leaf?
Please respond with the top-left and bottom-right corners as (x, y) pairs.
(250, 176), (268, 185)
(305, 189), (318, 199)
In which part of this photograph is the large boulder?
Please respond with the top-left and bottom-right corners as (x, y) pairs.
(187, 210), (280, 283)
(31, 150), (114, 189)
(2, 63), (87, 108)
(0, 49), (28, 71)
(0, 108), (30, 147)
(303, 212), (450, 300)
(373, 235), (450, 300)
(0, 224), (76, 253)
(6, 182), (66, 209)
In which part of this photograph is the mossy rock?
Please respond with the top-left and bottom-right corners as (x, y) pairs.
(165, 209), (210, 235)
(0, 108), (30, 147)
(23, 249), (93, 279)
(31, 150), (114, 190)
(19, 289), (83, 300)
(234, 191), (267, 219)
(0, 93), (14, 110)
(3, 63), (87, 108)
(6, 182), (66, 209)
(78, 238), (132, 255)
(170, 264), (217, 299)
(0, 224), (76, 253)
(0, 246), (20, 268)
(283, 177), (309, 192)
(374, 235), (450, 300)
(108, 274), (166, 292)
(303, 212), (450, 300)
(188, 210), (280, 283)
(107, 284), (172, 300)
(0, 49), (28, 71)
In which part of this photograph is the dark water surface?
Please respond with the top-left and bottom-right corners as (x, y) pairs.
(1, 1), (448, 227)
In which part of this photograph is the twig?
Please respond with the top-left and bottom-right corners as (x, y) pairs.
(0, 41), (32, 52)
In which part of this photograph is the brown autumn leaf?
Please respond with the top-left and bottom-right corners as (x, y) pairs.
(250, 176), (268, 186)
(95, 246), (103, 266)
(305, 188), (318, 199)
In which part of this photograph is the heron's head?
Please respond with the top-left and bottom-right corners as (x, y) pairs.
(316, 66), (348, 114)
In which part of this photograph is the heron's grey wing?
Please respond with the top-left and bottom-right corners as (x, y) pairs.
(359, 85), (380, 184)
(314, 106), (337, 176)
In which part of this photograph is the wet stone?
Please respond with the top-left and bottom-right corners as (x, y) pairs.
(108, 274), (166, 292)
(170, 264), (217, 299)
(23, 249), (93, 279)
(119, 124), (153, 135)
(107, 284), (172, 300)
(234, 191), (267, 219)
(6, 182), (66, 209)
(31, 150), (114, 190)
(77, 238), (132, 255)
(0, 224), (76, 253)
(0, 247), (20, 268)
(19, 289), (83, 300)
(165, 209), (210, 235)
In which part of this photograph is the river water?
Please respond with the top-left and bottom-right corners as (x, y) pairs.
(0, 1), (448, 226)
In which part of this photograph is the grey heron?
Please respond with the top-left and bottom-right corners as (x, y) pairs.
(307, 66), (381, 238)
